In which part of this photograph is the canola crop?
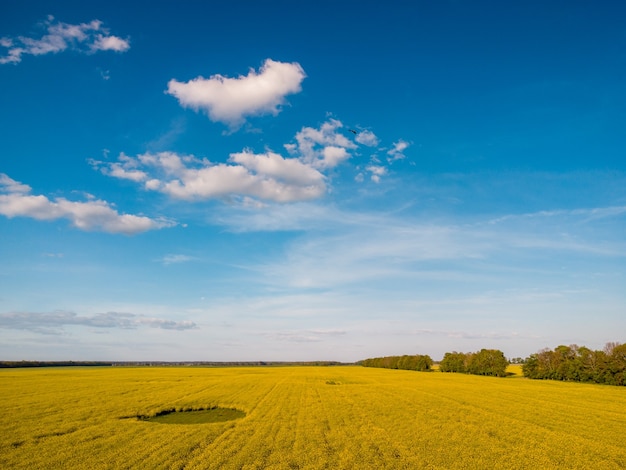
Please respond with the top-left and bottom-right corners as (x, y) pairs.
(1, 366), (625, 469)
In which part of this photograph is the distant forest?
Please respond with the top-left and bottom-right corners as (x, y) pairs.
(523, 342), (625, 386)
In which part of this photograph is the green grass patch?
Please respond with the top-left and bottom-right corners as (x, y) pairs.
(145, 407), (245, 424)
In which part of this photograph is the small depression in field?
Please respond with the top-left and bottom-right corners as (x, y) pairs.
(144, 407), (245, 425)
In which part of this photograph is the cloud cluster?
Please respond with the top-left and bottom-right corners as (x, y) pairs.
(166, 59), (305, 129)
(387, 140), (410, 161)
(286, 118), (357, 169)
(91, 150), (326, 203)
(0, 310), (197, 334)
(91, 118), (380, 204)
(91, 116), (408, 202)
(2, 54), (407, 236)
(0, 15), (130, 64)
(0, 173), (174, 234)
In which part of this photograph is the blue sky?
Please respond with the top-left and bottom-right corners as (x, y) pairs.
(1, 1), (625, 362)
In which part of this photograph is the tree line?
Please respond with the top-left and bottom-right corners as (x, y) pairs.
(522, 342), (625, 386)
(362, 349), (509, 377)
(0, 361), (113, 368)
(439, 349), (509, 377)
(361, 354), (434, 371)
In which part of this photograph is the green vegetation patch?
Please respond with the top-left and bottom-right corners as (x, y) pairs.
(143, 407), (245, 424)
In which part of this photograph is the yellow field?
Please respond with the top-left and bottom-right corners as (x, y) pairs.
(1, 366), (625, 469)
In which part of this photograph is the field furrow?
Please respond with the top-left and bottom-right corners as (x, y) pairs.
(1, 366), (625, 469)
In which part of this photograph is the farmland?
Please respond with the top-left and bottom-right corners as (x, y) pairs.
(1, 366), (625, 469)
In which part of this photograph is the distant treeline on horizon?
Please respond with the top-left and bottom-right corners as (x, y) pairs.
(0, 360), (351, 368)
(360, 342), (626, 386)
(3, 341), (624, 386)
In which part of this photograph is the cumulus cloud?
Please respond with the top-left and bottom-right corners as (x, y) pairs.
(355, 130), (380, 147)
(88, 153), (147, 182)
(366, 165), (387, 183)
(92, 150), (326, 203)
(0, 310), (197, 334)
(166, 59), (305, 128)
(91, 34), (130, 52)
(92, 118), (406, 202)
(286, 119), (357, 169)
(0, 173), (174, 234)
(0, 173), (30, 193)
(387, 139), (410, 161)
(0, 16), (129, 64)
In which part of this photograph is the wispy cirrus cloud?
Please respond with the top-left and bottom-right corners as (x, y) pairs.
(487, 205), (626, 225)
(263, 328), (346, 343)
(0, 173), (174, 234)
(166, 59), (305, 129)
(237, 201), (626, 290)
(159, 254), (195, 265)
(0, 15), (129, 64)
(0, 310), (197, 334)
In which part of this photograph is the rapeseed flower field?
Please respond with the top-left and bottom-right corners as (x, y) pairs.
(1, 366), (625, 469)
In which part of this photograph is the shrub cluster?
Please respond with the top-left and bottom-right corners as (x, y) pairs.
(439, 349), (509, 377)
(522, 342), (626, 386)
(361, 354), (433, 371)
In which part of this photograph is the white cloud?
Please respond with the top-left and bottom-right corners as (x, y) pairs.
(89, 154), (147, 182)
(355, 130), (380, 147)
(366, 164), (387, 183)
(96, 151), (327, 203)
(91, 34), (130, 52)
(0, 173), (30, 193)
(387, 139), (410, 161)
(0, 16), (129, 64)
(93, 118), (406, 204)
(287, 119), (357, 169)
(321, 146), (351, 168)
(0, 310), (197, 334)
(166, 59), (306, 128)
(0, 173), (174, 234)
(230, 150), (325, 187)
